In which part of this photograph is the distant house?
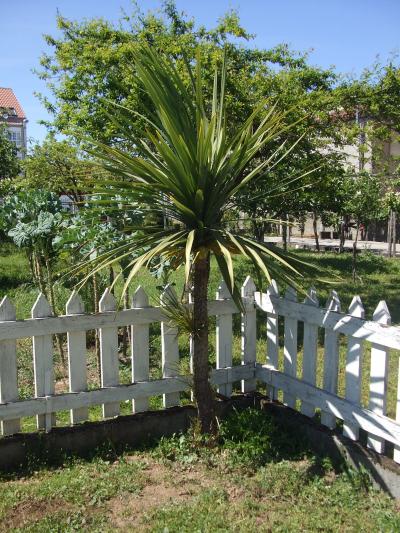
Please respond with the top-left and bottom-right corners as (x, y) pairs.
(0, 87), (28, 159)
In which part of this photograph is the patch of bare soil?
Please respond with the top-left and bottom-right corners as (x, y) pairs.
(108, 459), (215, 530)
(1, 498), (73, 531)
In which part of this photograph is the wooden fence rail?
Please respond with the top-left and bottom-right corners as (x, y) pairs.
(1, 276), (400, 466)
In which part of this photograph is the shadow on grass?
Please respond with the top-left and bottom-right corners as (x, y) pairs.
(0, 407), (337, 483)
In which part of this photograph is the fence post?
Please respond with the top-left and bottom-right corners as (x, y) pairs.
(0, 296), (20, 436)
(99, 288), (120, 418)
(241, 276), (257, 393)
(32, 293), (56, 431)
(161, 285), (180, 408)
(216, 280), (233, 397)
(301, 287), (319, 418)
(131, 286), (150, 413)
(266, 280), (279, 400)
(368, 300), (390, 453)
(66, 291), (88, 425)
(283, 286), (298, 408)
(343, 296), (365, 440)
(321, 290), (341, 429)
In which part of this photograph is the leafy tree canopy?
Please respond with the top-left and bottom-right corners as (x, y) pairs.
(35, 1), (339, 147)
(18, 136), (101, 202)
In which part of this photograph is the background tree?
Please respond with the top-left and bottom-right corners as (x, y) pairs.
(338, 60), (400, 249)
(36, 2), (339, 148)
(19, 136), (99, 203)
(0, 126), (20, 188)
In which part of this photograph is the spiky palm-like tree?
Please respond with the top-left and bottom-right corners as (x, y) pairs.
(83, 47), (307, 433)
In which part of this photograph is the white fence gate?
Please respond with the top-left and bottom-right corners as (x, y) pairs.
(1, 276), (400, 464)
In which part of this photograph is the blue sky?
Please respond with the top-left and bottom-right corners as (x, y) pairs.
(1, 0), (399, 143)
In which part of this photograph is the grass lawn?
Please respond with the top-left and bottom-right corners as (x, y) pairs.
(2, 243), (400, 321)
(1, 408), (399, 532)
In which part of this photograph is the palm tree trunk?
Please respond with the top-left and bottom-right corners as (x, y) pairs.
(192, 255), (216, 434)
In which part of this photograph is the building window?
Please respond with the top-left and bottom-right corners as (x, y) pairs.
(8, 131), (22, 146)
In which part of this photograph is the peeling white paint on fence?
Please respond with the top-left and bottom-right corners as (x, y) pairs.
(1, 278), (400, 467)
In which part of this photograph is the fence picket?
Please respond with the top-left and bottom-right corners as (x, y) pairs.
(368, 300), (391, 453)
(99, 289), (120, 418)
(216, 281), (233, 397)
(266, 280), (279, 400)
(161, 285), (180, 408)
(343, 296), (365, 440)
(0, 296), (20, 436)
(321, 291), (341, 429)
(283, 287), (298, 408)
(66, 291), (88, 424)
(241, 276), (257, 393)
(32, 293), (55, 431)
(301, 287), (319, 418)
(131, 286), (150, 413)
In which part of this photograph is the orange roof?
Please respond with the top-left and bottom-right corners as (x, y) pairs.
(0, 87), (26, 119)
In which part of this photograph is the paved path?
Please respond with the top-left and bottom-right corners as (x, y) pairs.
(264, 236), (398, 255)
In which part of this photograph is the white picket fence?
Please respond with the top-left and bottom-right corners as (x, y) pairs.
(1, 276), (400, 463)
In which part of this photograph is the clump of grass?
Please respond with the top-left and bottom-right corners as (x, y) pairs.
(153, 408), (311, 470)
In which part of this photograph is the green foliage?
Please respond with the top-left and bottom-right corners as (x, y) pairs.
(0, 125), (20, 186)
(0, 191), (63, 254)
(218, 408), (309, 468)
(155, 408), (310, 470)
(342, 171), (385, 224)
(36, 2), (313, 146)
(18, 136), (98, 202)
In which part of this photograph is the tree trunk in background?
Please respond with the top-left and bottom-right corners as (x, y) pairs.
(252, 221), (266, 243)
(387, 212), (392, 257)
(339, 220), (346, 254)
(192, 254), (216, 434)
(352, 223), (360, 282)
(28, 252), (36, 285)
(109, 266), (115, 295)
(34, 252), (47, 295)
(45, 256), (65, 366)
(387, 210), (396, 257)
(312, 212), (320, 252)
(93, 273), (101, 381)
(282, 218), (287, 251)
